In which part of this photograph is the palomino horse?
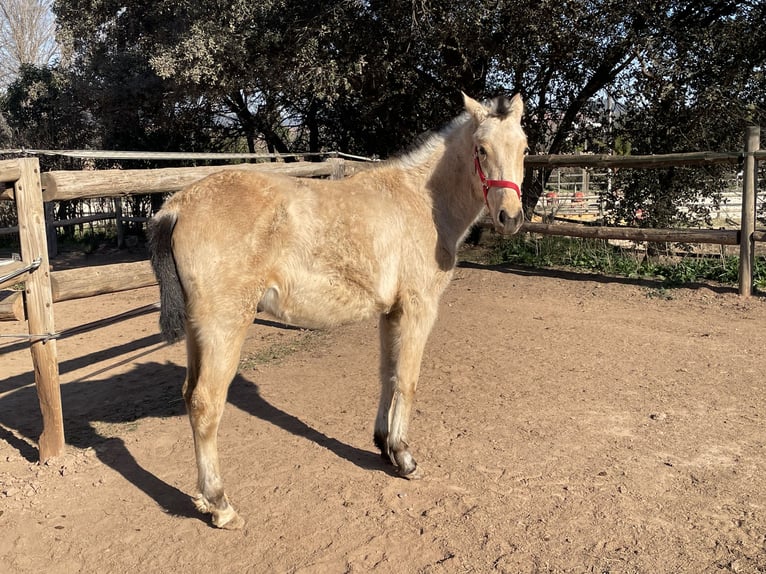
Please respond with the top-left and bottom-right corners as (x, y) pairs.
(149, 93), (527, 529)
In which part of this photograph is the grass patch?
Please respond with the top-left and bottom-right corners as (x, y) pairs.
(239, 329), (326, 370)
(90, 420), (141, 440)
(481, 234), (766, 290)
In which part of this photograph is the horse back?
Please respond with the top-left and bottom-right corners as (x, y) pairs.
(160, 169), (439, 329)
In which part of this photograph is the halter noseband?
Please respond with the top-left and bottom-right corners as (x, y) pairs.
(473, 146), (521, 206)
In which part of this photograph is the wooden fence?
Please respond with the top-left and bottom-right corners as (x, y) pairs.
(0, 126), (762, 461)
(523, 127), (763, 294)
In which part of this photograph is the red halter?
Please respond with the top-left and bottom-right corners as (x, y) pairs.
(473, 146), (521, 206)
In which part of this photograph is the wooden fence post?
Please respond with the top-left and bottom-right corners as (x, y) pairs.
(14, 158), (65, 461)
(114, 197), (125, 248)
(738, 126), (760, 296)
(327, 157), (345, 180)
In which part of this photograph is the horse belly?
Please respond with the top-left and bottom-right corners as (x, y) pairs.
(258, 276), (389, 329)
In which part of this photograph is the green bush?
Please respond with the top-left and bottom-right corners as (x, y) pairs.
(485, 235), (766, 290)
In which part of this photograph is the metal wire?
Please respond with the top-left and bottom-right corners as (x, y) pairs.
(0, 332), (59, 342)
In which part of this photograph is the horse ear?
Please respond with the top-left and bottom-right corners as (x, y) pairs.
(509, 93), (524, 120)
(462, 92), (488, 122)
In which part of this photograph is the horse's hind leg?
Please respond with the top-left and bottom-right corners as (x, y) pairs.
(184, 312), (251, 529)
(374, 297), (437, 478)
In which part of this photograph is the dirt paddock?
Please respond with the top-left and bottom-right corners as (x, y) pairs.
(1, 260), (765, 573)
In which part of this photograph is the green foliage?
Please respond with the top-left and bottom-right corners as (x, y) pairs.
(1, 1), (764, 230)
(47, 0), (766, 159)
(0, 200), (16, 234)
(602, 2), (766, 229)
(487, 234), (766, 289)
(603, 166), (729, 229)
(2, 64), (96, 163)
(488, 235), (645, 277)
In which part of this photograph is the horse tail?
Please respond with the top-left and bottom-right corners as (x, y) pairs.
(148, 209), (187, 344)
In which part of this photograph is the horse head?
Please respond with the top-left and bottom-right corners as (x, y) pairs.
(464, 93), (527, 235)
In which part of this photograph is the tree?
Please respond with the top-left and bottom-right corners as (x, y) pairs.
(2, 64), (94, 157)
(1, 64), (100, 234)
(606, 1), (766, 229)
(50, 0), (766, 223)
(0, 0), (58, 89)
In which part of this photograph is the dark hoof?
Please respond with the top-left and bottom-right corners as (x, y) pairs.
(398, 464), (422, 480)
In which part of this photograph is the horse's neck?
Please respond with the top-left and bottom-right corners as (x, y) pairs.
(424, 123), (484, 257)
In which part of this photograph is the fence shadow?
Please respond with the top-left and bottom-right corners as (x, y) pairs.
(0, 359), (199, 519)
(0, 334), (166, 395)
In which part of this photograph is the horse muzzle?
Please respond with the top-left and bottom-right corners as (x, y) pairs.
(495, 206), (524, 235)
(488, 185), (524, 235)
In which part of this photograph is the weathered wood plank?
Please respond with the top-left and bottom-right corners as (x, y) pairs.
(524, 151), (741, 169)
(14, 158), (65, 461)
(50, 260), (156, 301)
(0, 159), (22, 184)
(738, 127), (760, 296)
(41, 161), (339, 201)
(521, 221), (740, 245)
(0, 260), (158, 321)
(0, 290), (24, 320)
(0, 158), (21, 199)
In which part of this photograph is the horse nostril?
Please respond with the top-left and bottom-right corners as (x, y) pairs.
(497, 209), (523, 234)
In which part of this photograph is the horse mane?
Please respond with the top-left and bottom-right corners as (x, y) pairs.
(383, 95), (515, 174)
(488, 96), (514, 119)
(389, 113), (470, 171)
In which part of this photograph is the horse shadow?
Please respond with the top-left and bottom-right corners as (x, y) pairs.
(0, 329), (389, 523)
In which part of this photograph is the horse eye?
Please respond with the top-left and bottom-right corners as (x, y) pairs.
(478, 146), (487, 158)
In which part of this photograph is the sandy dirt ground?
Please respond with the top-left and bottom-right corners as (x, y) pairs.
(1, 256), (766, 573)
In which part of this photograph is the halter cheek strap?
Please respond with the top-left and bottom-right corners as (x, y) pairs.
(473, 146), (521, 206)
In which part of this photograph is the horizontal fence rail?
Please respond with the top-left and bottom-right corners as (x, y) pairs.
(524, 151), (752, 168)
(0, 144), (762, 251)
(0, 160), (22, 184)
(0, 145), (762, 261)
(520, 221), (740, 245)
(0, 148), (375, 162)
(0, 158), (373, 201)
(39, 160), (360, 201)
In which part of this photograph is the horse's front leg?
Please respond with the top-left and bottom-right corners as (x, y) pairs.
(374, 298), (437, 478)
